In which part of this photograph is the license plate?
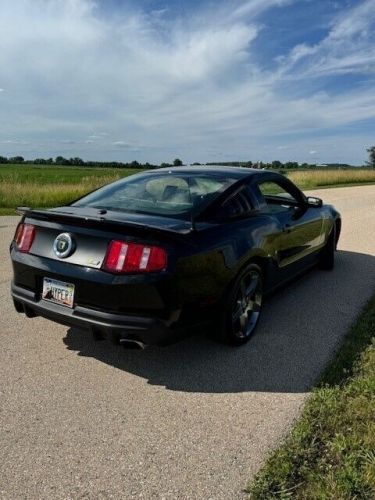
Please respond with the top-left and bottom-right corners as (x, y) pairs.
(42, 278), (75, 308)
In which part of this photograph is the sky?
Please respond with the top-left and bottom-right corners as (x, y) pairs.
(0, 0), (374, 165)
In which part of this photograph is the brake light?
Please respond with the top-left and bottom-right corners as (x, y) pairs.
(14, 223), (35, 253)
(103, 240), (167, 273)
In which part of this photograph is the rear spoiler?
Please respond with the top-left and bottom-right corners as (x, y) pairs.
(16, 206), (32, 216)
(19, 207), (194, 237)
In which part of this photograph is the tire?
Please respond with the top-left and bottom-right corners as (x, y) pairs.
(218, 263), (263, 346)
(319, 226), (336, 270)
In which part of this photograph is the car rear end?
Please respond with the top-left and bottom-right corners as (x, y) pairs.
(10, 209), (192, 346)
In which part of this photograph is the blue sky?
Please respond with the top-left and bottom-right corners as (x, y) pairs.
(0, 0), (374, 164)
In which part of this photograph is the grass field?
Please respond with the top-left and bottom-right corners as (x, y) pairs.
(0, 164), (129, 184)
(0, 165), (136, 212)
(1, 165), (375, 214)
(248, 294), (375, 499)
(288, 169), (375, 189)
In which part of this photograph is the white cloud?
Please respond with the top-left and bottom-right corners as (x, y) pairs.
(230, 0), (293, 20)
(0, 0), (373, 164)
(150, 8), (168, 18)
(280, 0), (375, 78)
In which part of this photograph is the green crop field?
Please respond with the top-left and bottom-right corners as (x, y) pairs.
(0, 164), (139, 184)
(0, 164), (140, 213)
(1, 164), (375, 215)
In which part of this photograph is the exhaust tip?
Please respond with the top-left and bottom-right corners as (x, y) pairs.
(119, 338), (146, 350)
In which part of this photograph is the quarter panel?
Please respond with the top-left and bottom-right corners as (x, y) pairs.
(177, 216), (280, 301)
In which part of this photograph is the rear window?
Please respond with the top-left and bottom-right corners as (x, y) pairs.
(72, 171), (237, 219)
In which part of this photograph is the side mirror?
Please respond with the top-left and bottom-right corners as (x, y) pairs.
(306, 196), (322, 208)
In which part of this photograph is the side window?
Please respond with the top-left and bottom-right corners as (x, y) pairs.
(257, 181), (299, 214)
(215, 187), (254, 219)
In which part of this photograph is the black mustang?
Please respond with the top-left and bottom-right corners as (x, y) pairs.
(10, 167), (341, 347)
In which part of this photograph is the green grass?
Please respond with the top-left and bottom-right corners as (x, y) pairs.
(0, 208), (15, 215)
(247, 294), (375, 499)
(288, 169), (375, 189)
(0, 164), (140, 184)
(1, 165), (375, 215)
(0, 164), (141, 213)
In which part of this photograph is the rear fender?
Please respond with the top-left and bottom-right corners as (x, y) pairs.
(218, 251), (272, 305)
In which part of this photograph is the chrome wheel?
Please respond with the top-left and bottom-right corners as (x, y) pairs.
(231, 268), (262, 340)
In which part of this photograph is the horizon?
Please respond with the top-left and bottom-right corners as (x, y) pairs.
(0, 156), (367, 167)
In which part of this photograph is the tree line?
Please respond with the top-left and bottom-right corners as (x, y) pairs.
(0, 156), (158, 169)
(0, 149), (374, 169)
(0, 156), (186, 169)
(205, 161), (361, 169)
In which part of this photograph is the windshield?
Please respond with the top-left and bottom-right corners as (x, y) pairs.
(72, 171), (238, 219)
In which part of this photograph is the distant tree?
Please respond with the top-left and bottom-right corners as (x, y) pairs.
(55, 156), (71, 165)
(271, 160), (283, 169)
(70, 157), (84, 166)
(130, 160), (140, 168)
(245, 161), (253, 168)
(366, 146), (375, 168)
(34, 158), (47, 164)
(160, 162), (171, 168)
(173, 158), (183, 166)
(191, 162), (201, 165)
(143, 162), (156, 169)
(9, 156), (24, 163)
(0, 156), (8, 163)
(285, 161), (299, 169)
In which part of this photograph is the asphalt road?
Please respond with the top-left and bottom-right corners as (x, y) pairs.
(1, 185), (375, 500)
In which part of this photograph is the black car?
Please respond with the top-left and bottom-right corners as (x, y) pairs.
(10, 167), (341, 347)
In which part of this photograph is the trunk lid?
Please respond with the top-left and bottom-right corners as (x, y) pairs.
(22, 206), (192, 270)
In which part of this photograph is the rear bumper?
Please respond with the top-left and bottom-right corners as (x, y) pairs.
(11, 282), (176, 345)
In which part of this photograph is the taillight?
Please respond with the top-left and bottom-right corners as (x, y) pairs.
(103, 240), (167, 273)
(14, 223), (35, 253)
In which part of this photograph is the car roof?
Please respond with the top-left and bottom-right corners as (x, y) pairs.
(149, 165), (270, 179)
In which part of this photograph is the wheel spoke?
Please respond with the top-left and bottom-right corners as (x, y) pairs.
(244, 274), (258, 299)
(232, 300), (243, 321)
